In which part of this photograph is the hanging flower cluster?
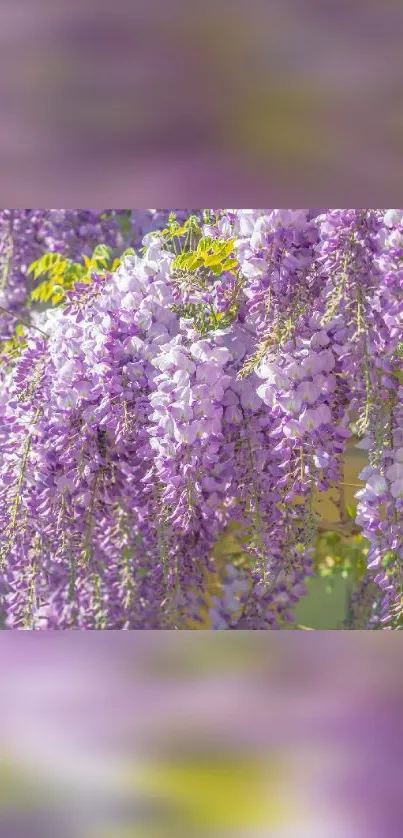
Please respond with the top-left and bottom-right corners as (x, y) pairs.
(0, 209), (190, 343)
(0, 208), (402, 629)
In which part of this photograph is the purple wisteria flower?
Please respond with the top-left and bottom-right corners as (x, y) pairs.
(0, 208), (402, 628)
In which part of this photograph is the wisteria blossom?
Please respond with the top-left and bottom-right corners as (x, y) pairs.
(0, 208), (402, 629)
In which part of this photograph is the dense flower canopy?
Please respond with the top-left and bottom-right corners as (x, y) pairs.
(0, 208), (402, 629)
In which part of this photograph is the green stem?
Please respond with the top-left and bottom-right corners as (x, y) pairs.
(0, 305), (49, 338)
(1, 406), (41, 567)
(0, 211), (14, 292)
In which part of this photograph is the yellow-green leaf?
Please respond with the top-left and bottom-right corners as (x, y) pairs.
(188, 255), (203, 271)
(222, 239), (235, 255)
(51, 293), (64, 305)
(221, 257), (238, 272)
(204, 254), (223, 267)
(175, 253), (190, 269)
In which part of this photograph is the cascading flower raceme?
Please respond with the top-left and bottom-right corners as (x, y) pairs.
(352, 209), (403, 627)
(0, 209), (190, 343)
(0, 208), (402, 629)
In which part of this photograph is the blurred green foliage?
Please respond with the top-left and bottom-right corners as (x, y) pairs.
(294, 530), (371, 629)
(315, 530), (368, 584)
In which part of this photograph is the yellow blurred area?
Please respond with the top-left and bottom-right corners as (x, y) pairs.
(124, 755), (290, 836)
(0, 761), (46, 810)
(1, 634), (401, 838)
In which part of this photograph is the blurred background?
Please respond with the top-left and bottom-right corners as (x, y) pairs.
(1, 634), (403, 838)
(0, 0), (403, 204)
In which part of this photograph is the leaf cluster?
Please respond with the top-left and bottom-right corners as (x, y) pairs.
(27, 244), (126, 306)
(173, 236), (238, 275)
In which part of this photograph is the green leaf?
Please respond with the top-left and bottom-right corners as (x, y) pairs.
(42, 282), (56, 302)
(221, 240), (235, 257)
(31, 280), (53, 303)
(221, 257), (238, 272)
(44, 253), (63, 271)
(92, 244), (112, 262)
(187, 255), (203, 271)
(49, 260), (69, 279)
(174, 225), (187, 237)
(27, 260), (38, 276)
(30, 286), (43, 302)
(175, 253), (191, 269)
(51, 293), (64, 305)
(204, 254), (223, 267)
(197, 236), (214, 253)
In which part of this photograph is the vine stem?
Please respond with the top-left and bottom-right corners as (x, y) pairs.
(0, 406), (42, 568)
(0, 211), (14, 292)
(317, 519), (361, 537)
(0, 305), (49, 338)
(80, 472), (100, 567)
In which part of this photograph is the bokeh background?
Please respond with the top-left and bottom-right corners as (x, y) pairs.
(1, 634), (403, 838)
(1, 0), (403, 204)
